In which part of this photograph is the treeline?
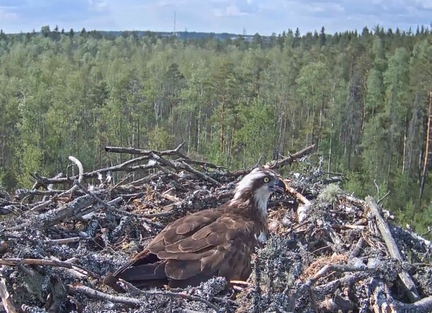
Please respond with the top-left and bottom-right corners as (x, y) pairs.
(1, 25), (432, 234)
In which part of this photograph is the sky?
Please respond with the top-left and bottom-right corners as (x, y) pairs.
(0, 0), (431, 35)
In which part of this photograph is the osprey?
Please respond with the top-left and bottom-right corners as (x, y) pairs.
(105, 167), (286, 290)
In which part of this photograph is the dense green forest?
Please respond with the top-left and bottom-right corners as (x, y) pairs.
(1, 25), (432, 235)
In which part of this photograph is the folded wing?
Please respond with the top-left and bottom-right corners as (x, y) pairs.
(112, 208), (256, 288)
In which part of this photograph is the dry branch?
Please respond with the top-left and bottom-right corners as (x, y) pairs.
(267, 144), (316, 169)
(105, 141), (186, 156)
(366, 196), (420, 302)
(68, 284), (141, 306)
(0, 143), (431, 312)
(0, 278), (18, 313)
(390, 295), (432, 312)
(0, 258), (98, 278)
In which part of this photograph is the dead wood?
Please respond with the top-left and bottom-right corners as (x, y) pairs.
(366, 196), (420, 302)
(0, 143), (431, 313)
(68, 284), (142, 306)
(0, 278), (18, 313)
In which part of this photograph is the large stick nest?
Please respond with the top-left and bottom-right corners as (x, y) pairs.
(0, 143), (431, 313)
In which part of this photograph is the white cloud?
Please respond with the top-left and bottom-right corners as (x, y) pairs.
(155, 0), (197, 7)
(414, 0), (432, 9)
(214, 4), (249, 17)
(0, 7), (18, 21)
(88, 0), (107, 11)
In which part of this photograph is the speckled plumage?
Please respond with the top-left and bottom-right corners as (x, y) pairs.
(105, 167), (286, 290)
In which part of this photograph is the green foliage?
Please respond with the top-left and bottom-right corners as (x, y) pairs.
(0, 28), (432, 232)
(343, 171), (369, 199)
(235, 98), (276, 167)
(147, 126), (174, 151)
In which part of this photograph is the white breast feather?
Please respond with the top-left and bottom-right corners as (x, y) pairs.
(253, 185), (272, 218)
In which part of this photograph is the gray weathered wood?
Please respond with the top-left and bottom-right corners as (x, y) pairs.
(366, 196), (420, 302)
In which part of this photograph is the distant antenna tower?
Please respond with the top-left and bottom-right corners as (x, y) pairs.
(173, 10), (177, 36)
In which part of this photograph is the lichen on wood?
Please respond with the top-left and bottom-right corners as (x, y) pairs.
(0, 143), (431, 313)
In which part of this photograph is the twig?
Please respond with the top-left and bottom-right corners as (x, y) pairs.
(227, 145), (316, 178)
(105, 141), (185, 155)
(285, 183), (312, 223)
(28, 155), (153, 186)
(285, 183), (310, 204)
(29, 172), (49, 190)
(15, 189), (79, 199)
(119, 279), (221, 312)
(377, 190), (391, 204)
(74, 181), (115, 210)
(373, 179), (380, 197)
(0, 258), (98, 278)
(25, 155), (85, 214)
(68, 284), (141, 306)
(267, 144), (316, 170)
(175, 158), (225, 170)
(0, 277), (18, 313)
(349, 238), (365, 259)
(254, 156), (263, 168)
(30, 191), (106, 230)
(180, 161), (222, 186)
(49, 256), (87, 279)
(154, 163), (182, 179)
(366, 196), (420, 302)
(45, 237), (82, 245)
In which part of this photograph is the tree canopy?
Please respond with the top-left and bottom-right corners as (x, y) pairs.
(1, 25), (432, 235)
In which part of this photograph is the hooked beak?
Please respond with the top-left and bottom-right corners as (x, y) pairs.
(269, 178), (286, 193)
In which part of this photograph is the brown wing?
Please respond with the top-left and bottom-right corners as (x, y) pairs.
(111, 207), (258, 288)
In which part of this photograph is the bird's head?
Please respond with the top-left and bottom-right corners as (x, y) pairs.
(233, 167), (286, 216)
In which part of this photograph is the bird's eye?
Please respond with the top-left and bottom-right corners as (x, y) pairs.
(263, 177), (270, 183)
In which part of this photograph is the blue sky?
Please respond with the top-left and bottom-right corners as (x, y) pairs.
(0, 0), (431, 35)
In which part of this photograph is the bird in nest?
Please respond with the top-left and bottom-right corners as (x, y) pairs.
(104, 167), (286, 290)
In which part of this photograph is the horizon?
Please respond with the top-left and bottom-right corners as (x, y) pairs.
(3, 24), (431, 36)
(0, 0), (431, 37)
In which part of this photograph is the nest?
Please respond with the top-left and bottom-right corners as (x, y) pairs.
(0, 143), (431, 313)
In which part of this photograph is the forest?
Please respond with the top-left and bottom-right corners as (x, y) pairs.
(0, 25), (432, 236)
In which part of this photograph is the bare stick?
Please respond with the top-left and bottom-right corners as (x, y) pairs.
(105, 141), (186, 156)
(309, 263), (372, 283)
(48, 256), (87, 280)
(45, 237), (81, 245)
(33, 192), (103, 229)
(9, 191), (118, 231)
(15, 189), (79, 199)
(267, 144), (316, 170)
(180, 161), (222, 186)
(284, 183), (312, 223)
(0, 278), (18, 313)
(74, 181), (115, 210)
(390, 295), (432, 312)
(285, 184), (310, 204)
(30, 155), (152, 185)
(119, 279), (221, 312)
(365, 196), (420, 302)
(0, 258), (98, 278)
(228, 144), (316, 177)
(68, 284), (141, 306)
(175, 158), (225, 170)
(154, 163), (181, 179)
(26, 156), (85, 214)
(67, 155), (84, 191)
(29, 172), (48, 190)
